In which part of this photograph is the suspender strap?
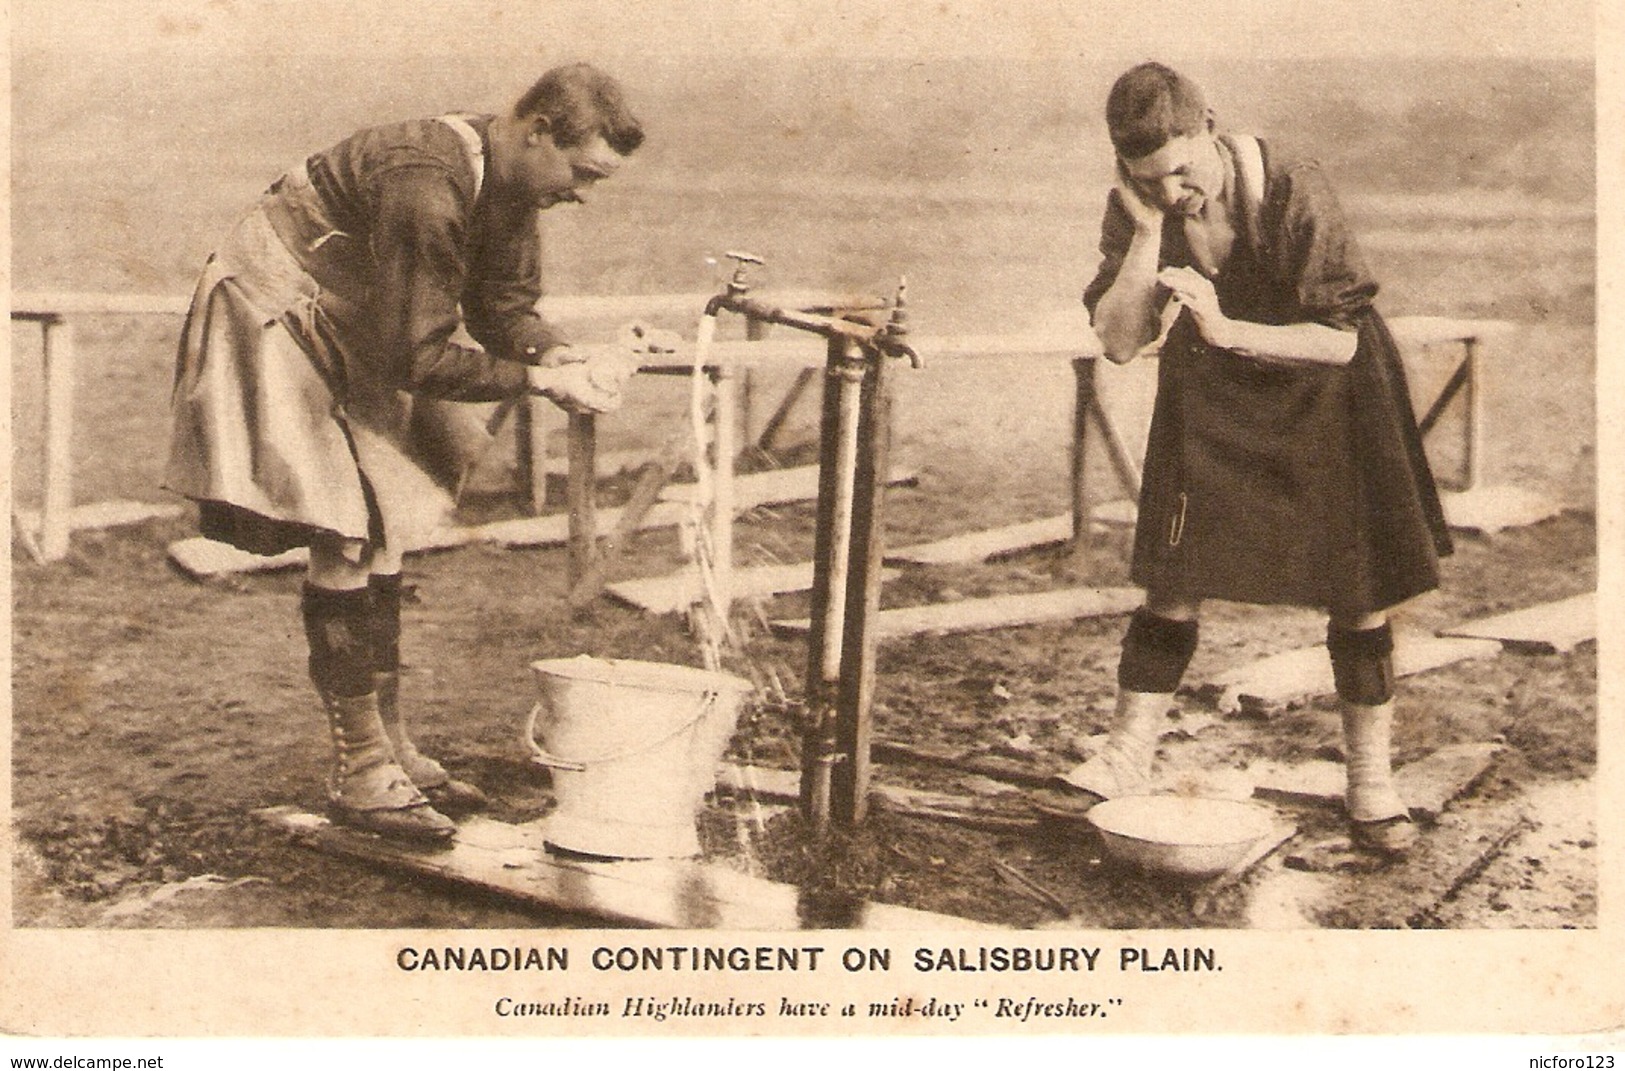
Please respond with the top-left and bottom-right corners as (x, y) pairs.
(436, 113), (486, 202)
(1223, 133), (1266, 260)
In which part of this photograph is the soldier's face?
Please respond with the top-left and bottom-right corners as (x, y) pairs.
(1122, 133), (1222, 218)
(520, 128), (623, 209)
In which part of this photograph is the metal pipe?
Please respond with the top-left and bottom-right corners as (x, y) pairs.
(831, 348), (891, 825)
(801, 336), (854, 827)
(818, 345), (868, 684)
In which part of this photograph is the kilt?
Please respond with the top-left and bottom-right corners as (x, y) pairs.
(164, 194), (468, 556)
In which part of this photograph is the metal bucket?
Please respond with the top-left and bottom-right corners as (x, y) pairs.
(526, 656), (753, 859)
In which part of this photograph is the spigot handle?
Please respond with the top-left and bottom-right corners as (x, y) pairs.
(721, 251), (765, 298)
(880, 277), (923, 368)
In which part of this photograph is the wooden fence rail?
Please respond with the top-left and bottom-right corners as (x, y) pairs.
(10, 289), (1513, 567)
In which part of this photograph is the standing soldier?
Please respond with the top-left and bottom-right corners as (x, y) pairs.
(167, 64), (644, 842)
(1058, 63), (1452, 855)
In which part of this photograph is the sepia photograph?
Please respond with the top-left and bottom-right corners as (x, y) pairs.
(4, 0), (1619, 1043)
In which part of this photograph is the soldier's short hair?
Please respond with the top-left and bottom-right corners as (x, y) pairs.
(1106, 62), (1209, 160)
(515, 63), (645, 155)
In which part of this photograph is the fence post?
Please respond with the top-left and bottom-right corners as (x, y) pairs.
(516, 396), (553, 513)
(40, 319), (76, 562)
(1068, 355), (1096, 574)
(566, 411), (597, 589)
(1463, 336), (1483, 491)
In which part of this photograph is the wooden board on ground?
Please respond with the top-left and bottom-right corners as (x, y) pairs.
(14, 499), (187, 534)
(870, 739), (1054, 789)
(607, 563), (900, 615)
(1278, 799), (1533, 929)
(1250, 760), (1346, 807)
(885, 506), (1137, 567)
(714, 763), (1040, 833)
(1252, 742), (1501, 821)
(257, 805), (984, 930)
(1440, 592), (1596, 654)
(1440, 484), (1564, 534)
(1205, 632), (1503, 714)
(168, 538), (310, 578)
(658, 463), (918, 509)
(772, 586), (1141, 640)
(1189, 820), (1299, 917)
(1395, 743), (1503, 820)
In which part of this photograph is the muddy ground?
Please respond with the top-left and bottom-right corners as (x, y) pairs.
(9, 423), (1596, 930)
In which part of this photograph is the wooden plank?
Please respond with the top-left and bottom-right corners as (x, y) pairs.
(868, 784), (1040, 833)
(1386, 315), (1516, 349)
(1252, 743), (1502, 821)
(167, 538), (309, 578)
(1395, 742), (1503, 820)
(636, 332), (1105, 375)
(1251, 760), (1347, 806)
(9, 288), (880, 324)
(886, 507), (1136, 567)
(1189, 820), (1299, 918)
(606, 562), (900, 615)
(256, 805), (984, 930)
(11, 291), (191, 317)
(1440, 484), (1565, 534)
(870, 739), (1053, 789)
(714, 764), (1038, 832)
(659, 463), (918, 509)
(1440, 592), (1596, 654)
(539, 288), (884, 323)
(14, 499), (186, 533)
(1207, 633), (1503, 714)
(772, 586), (1142, 640)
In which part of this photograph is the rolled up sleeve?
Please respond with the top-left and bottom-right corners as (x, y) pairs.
(1082, 191), (1137, 318)
(1274, 163), (1378, 331)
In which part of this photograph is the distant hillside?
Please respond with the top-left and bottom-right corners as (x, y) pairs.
(9, 49), (1592, 295)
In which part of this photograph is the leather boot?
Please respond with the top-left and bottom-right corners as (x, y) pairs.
(376, 670), (491, 814)
(323, 689), (456, 843)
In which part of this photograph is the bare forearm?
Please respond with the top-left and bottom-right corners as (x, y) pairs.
(1206, 318), (1358, 366)
(1092, 230), (1164, 363)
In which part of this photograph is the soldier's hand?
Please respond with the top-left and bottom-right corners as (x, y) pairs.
(526, 362), (623, 414)
(580, 346), (638, 395)
(1115, 158), (1165, 234)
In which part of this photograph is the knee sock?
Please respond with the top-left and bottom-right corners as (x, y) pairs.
(367, 573), (403, 674)
(301, 583), (374, 698)
(1117, 608), (1199, 694)
(1327, 622), (1395, 706)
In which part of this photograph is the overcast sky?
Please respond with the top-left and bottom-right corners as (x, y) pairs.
(12, 0), (1597, 60)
